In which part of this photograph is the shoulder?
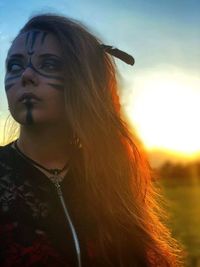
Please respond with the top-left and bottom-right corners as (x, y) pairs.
(0, 142), (14, 157)
(0, 142), (15, 174)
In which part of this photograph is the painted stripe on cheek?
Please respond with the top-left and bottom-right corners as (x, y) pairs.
(5, 83), (15, 91)
(5, 74), (22, 82)
(47, 83), (64, 90)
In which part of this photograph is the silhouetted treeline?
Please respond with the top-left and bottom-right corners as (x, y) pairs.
(156, 161), (200, 181)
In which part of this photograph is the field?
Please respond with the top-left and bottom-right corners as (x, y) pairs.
(160, 179), (200, 267)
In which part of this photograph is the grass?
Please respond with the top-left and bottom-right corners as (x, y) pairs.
(159, 179), (200, 266)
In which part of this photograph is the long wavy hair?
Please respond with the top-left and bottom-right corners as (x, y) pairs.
(13, 14), (183, 266)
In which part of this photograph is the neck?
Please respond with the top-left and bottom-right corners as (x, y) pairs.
(17, 124), (72, 169)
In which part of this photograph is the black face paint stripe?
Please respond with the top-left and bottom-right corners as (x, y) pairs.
(6, 31), (63, 85)
(47, 83), (64, 90)
(26, 61), (64, 81)
(29, 31), (40, 52)
(27, 109), (33, 124)
(28, 51), (34, 56)
(25, 101), (34, 124)
(5, 66), (64, 82)
(31, 30), (40, 50)
(28, 57), (32, 66)
(5, 74), (22, 82)
(5, 83), (15, 91)
(25, 30), (41, 55)
(25, 30), (48, 49)
(25, 32), (30, 48)
(26, 33), (63, 81)
(41, 32), (48, 45)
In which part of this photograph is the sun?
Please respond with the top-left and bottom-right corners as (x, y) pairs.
(123, 68), (200, 157)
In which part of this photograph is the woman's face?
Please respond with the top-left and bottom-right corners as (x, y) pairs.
(4, 30), (67, 126)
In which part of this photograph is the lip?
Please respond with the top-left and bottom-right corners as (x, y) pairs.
(19, 93), (41, 102)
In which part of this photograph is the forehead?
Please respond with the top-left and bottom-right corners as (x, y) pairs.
(7, 30), (62, 57)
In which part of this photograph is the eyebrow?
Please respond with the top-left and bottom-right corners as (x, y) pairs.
(39, 53), (62, 59)
(7, 54), (24, 59)
(7, 53), (62, 60)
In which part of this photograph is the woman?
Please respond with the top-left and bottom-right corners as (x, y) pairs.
(0, 14), (182, 267)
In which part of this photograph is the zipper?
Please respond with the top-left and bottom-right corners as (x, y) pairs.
(54, 180), (82, 267)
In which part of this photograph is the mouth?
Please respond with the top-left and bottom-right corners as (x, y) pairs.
(19, 93), (41, 103)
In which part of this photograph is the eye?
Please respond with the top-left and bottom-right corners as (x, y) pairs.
(7, 60), (24, 73)
(40, 59), (63, 72)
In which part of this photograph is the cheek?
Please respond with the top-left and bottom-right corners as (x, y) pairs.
(41, 84), (66, 109)
(4, 76), (20, 93)
(41, 79), (65, 98)
(6, 90), (17, 107)
(39, 97), (66, 122)
(5, 90), (20, 122)
(5, 79), (20, 103)
(48, 93), (66, 111)
(40, 71), (65, 89)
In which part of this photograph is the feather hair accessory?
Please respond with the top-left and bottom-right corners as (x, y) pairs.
(100, 44), (135, 65)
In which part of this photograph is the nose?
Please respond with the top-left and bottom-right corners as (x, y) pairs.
(21, 67), (39, 87)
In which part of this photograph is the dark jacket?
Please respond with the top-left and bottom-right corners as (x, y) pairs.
(0, 143), (95, 267)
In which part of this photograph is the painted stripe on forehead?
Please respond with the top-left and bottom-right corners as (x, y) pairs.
(41, 32), (49, 45)
(30, 30), (40, 50)
(25, 32), (30, 47)
(24, 30), (49, 52)
(25, 30), (40, 50)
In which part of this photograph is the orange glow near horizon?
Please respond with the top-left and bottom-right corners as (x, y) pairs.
(124, 69), (200, 159)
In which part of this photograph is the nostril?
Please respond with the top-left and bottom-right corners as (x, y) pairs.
(21, 67), (38, 86)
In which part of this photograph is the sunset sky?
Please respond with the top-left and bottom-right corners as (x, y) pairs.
(0, 0), (199, 166)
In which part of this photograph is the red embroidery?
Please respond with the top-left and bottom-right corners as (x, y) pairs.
(0, 223), (67, 267)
